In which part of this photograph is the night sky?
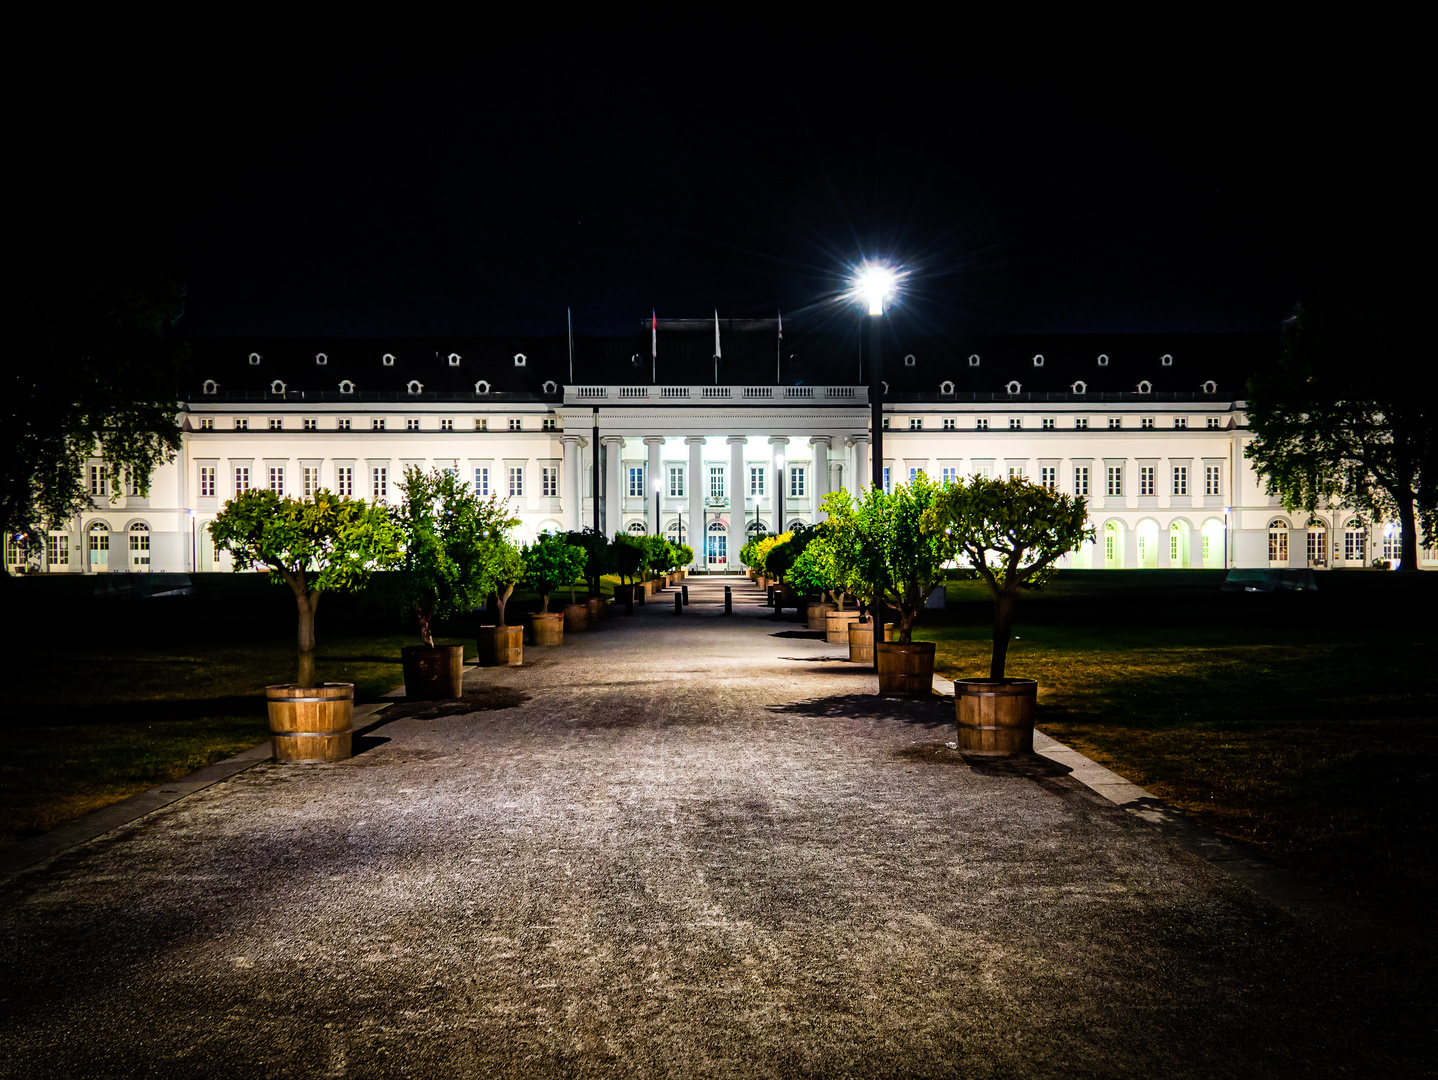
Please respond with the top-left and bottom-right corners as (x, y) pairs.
(25, 36), (1414, 341)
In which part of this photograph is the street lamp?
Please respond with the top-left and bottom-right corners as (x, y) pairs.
(856, 262), (897, 670)
(775, 453), (785, 534)
(654, 476), (662, 538)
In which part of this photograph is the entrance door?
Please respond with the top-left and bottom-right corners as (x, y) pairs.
(706, 521), (727, 568)
(88, 526), (110, 572)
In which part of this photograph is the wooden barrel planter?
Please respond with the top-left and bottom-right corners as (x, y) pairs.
(847, 619), (894, 663)
(955, 678), (1038, 756)
(586, 595), (607, 623)
(808, 602), (837, 632)
(876, 641), (936, 696)
(529, 611), (564, 646)
(477, 625), (523, 666)
(826, 608), (862, 645)
(266, 683), (354, 762)
(564, 602), (590, 632)
(400, 644), (464, 700)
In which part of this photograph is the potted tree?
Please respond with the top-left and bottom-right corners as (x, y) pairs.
(522, 532), (588, 646)
(209, 488), (400, 761)
(567, 528), (613, 623)
(477, 531), (526, 666)
(611, 532), (644, 608)
(922, 475), (1092, 755)
(789, 530), (839, 631)
(390, 468), (513, 699)
(641, 534), (671, 593)
(819, 490), (886, 655)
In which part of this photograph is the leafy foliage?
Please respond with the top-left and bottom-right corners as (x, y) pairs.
(611, 533), (645, 585)
(392, 467), (519, 645)
(4, 263), (188, 543)
(566, 528), (613, 595)
(1245, 275), (1434, 571)
(208, 488), (401, 685)
(523, 532), (587, 612)
(922, 475), (1091, 677)
(787, 532), (843, 603)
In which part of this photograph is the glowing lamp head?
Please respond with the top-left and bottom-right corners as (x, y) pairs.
(857, 265), (896, 316)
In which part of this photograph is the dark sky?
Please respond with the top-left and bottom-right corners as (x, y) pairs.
(25, 35), (1415, 340)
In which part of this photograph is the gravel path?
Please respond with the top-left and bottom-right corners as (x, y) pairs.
(0, 576), (1429, 1078)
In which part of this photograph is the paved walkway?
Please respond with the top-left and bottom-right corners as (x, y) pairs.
(0, 577), (1429, 1078)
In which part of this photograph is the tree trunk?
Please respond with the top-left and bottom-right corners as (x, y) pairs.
(539, 591), (551, 614)
(296, 589), (320, 688)
(899, 606), (916, 644)
(414, 600), (434, 648)
(990, 589), (1016, 679)
(1398, 491), (1420, 572)
(495, 583), (514, 626)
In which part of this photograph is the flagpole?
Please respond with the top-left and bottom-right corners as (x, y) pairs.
(776, 310), (782, 383)
(567, 307), (574, 384)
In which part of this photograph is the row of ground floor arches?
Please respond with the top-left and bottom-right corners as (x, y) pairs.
(4, 520), (153, 573)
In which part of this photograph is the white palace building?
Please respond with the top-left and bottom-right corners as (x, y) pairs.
(12, 318), (1433, 576)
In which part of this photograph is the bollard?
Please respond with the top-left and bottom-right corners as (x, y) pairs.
(674, 592), (682, 615)
(767, 585), (775, 608)
(636, 585), (645, 606)
(626, 594), (634, 615)
(682, 584), (689, 606)
(724, 585), (732, 614)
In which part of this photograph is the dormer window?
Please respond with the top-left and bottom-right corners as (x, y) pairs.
(448, 353), (461, 367)
(513, 353), (527, 367)
(939, 380), (955, 395)
(475, 380), (491, 395)
(406, 380), (423, 395)
(542, 380), (558, 393)
(1202, 380), (1217, 394)
(1097, 354), (1109, 366)
(270, 380), (286, 394)
(1161, 353), (1173, 366)
(382, 353), (396, 367)
(1032, 354), (1045, 367)
(202, 380), (218, 395)
(1137, 380), (1152, 394)
(903, 354), (916, 368)
(339, 380), (355, 394)
(248, 352), (261, 366)
(1071, 380), (1087, 394)
(968, 354), (980, 367)
(315, 353), (328, 366)
(1005, 380), (1022, 395)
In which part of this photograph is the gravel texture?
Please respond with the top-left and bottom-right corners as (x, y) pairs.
(0, 576), (1430, 1078)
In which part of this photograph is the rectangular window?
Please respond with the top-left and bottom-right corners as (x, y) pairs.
(883, 466), (891, 493)
(1139, 466), (1155, 496)
(710, 466), (725, 500)
(337, 467), (353, 496)
(1106, 466), (1123, 497)
(942, 418), (956, 431)
(473, 467), (489, 496)
(1106, 534), (1115, 562)
(268, 466), (284, 494)
(199, 466), (215, 497)
(1202, 534), (1211, 561)
(909, 417), (922, 430)
(1207, 417), (1221, 429)
(976, 418), (989, 431)
(441, 418), (454, 432)
(627, 466), (644, 498)
(235, 466), (250, 493)
(1008, 466), (1023, 480)
(509, 418), (523, 431)
(1172, 466), (1188, 496)
(1042, 418), (1055, 430)
(303, 418), (316, 431)
(1075, 417), (1089, 429)
(1041, 466), (1056, 490)
(1009, 418), (1022, 430)
(882, 416), (890, 429)
(1382, 534), (1399, 562)
(1205, 465), (1221, 496)
(90, 465), (108, 496)
(372, 467), (387, 502)
(1074, 466), (1089, 496)
(942, 466), (958, 484)
(1270, 528), (1289, 563)
(1345, 529), (1364, 561)
(789, 466), (805, 497)
(200, 417), (214, 431)
(1174, 417), (1188, 429)
(542, 466), (558, 497)
(909, 467), (924, 482)
(372, 418), (385, 431)
(1308, 530), (1327, 565)
(338, 418), (351, 431)
(235, 418), (248, 431)
(475, 418), (488, 431)
(668, 466), (685, 498)
(1171, 532), (1180, 562)
(749, 466), (764, 496)
(1108, 417), (1122, 430)
(542, 417), (557, 431)
(509, 466), (524, 497)
(1141, 417), (1155, 430)
(406, 418), (420, 431)
(977, 463), (993, 481)
(302, 467), (318, 497)
(47, 534), (69, 565)
(269, 418), (283, 431)
(129, 530), (150, 567)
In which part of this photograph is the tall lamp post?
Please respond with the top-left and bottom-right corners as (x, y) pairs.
(654, 477), (663, 540)
(775, 454), (785, 535)
(859, 265), (895, 671)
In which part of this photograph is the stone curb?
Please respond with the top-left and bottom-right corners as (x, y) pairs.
(0, 700), (394, 881)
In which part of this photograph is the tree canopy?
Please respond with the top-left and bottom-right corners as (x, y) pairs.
(4, 262), (189, 547)
(523, 532), (587, 612)
(209, 488), (401, 686)
(1245, 275), (1434, 570)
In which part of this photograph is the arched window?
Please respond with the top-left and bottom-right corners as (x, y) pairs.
(939, 380), (955, 395)
(1307, 522), (1328, 566)
(1268, 519), (1290, 564)
(202, 380), (218, 395)
(542, 380), (558, 394)
(1136, 380), (1152, 394)
(968, 354), (980, 367)
(406, 380), (423, 395)
(1201, 380), (1217, 394)
(339, 380), (355, 394)
(448, 353), (461, 366)
(514, 353), (527, 367)
(1097, 354), (1109, 367)
(1005, 380), (1022, 395)
(1161, 353), (1173, 366)
(903, 353), (916, 367)
(627, 521), (647, 534)
(475, 380), (491, 395)
(129, 522), (151, 569)
(746, 520), (769, 535)
(270, 380), (286, 394)
(248, 353), (261, 366)
(1071, 380), (1087, 394)
(315, 353), (328, 366)
(1032, 354), (1044, 367)
(382, 353), (396, 366)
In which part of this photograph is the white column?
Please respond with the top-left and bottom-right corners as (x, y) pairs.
(602, 436), (624, 535)
(687, 436), (705, 563)
(644, 436), (665, 535)
(809, 436), (831, 521)
(728, 435), (746, 559)
(769, 435), (790, 532)
(561, 435), (583, 532)
(850, 436), (869, 495)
